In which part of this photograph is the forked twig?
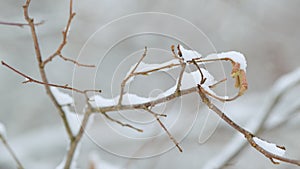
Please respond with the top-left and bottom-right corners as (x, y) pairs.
(172, 45), (187, 94)
(145, 109), (183, 152)
(118, 47), (148, 105)
(42, 0), (93, 68)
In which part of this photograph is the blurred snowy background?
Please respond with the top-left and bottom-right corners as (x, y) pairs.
(0, 0), (300, 169)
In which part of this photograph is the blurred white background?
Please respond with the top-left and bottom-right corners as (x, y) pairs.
(0, 0), (300, 169)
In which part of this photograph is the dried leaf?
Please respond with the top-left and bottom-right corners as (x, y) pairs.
(231, 62), (248, 95)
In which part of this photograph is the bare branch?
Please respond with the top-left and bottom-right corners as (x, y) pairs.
(42, 0), (93, 68)
(102, 112), (143, 132)
(209, 78), (227, 89)
(172, 45), (187, 94)
(58, 54), (95, 67)
(1, 61), (99, 94)
(145, 108), (183, 152)
(0, 20), (44, 27)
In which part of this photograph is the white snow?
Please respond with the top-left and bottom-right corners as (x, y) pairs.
(253, 137), (285, 157)
(0, 122), (7, 139)
(92, 95), (116, 107)
(206, 51), (247, 71)
(122, 93), (151, 105)
(181, 69), (216, 94)
(91, 68), (218, 108)
(62, 107), (83, 136)
(50, 87), (74, 105)
(50, 87), (82, 136)
(179, 45), (202, 61)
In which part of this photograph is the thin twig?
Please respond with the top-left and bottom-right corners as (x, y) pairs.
(145, 109), (183, 152)
(0, 20), (44, 27)
(1, 61), (97, 94)
(58, 54), (95, 67)
(102, 112), (143, 132)
(202, 89), (240, 102)
(42, 0), (83, 67)
(118, 47), (147, 105)
(191, 59), (206, 84)
(172, 45), (186, 94)
(0, 135), (24, 169)
(209, 78), (227, 89)
(133, 63), (179, 75)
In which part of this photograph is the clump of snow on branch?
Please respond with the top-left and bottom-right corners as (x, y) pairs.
(0, 122), (7, 139)
(253, 137), (286, 157)
(63, 107), (83, 136)
(181, 69), (216, 94)
(91, 68), (217, 108)
(206, 51), (247, 71)
(50, 87), (83, 135)
(179, 45), (202, 61)
(50, 86), (74, 105)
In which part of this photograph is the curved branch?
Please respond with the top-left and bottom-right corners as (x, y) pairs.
(197, 85), (300, 166)
(202, 68), (300, 169)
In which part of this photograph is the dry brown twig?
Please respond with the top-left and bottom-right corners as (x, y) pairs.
(117, 47), (148, 106)
(1, 0), (300, 168)
(1, 61), (99, 94)
(145, 108), (183, 152)
(0, 20), (44, 27)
